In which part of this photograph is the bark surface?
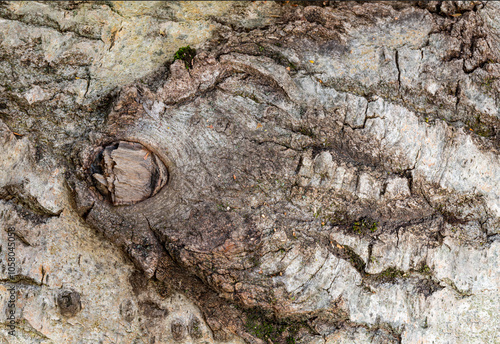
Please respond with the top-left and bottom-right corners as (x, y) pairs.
(0, 1), (499, 344)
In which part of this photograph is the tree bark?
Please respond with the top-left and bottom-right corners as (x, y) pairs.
(0, 1), (499, 343)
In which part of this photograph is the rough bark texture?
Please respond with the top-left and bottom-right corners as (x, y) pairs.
(0, 1), (499, 343)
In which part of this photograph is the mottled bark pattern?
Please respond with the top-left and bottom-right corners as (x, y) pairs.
(0, 1), (499, 343)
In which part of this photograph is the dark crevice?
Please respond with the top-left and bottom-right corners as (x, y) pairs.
(10, 230), (31, 247)
(80, 201), (94, 221)
(1, 274), (44, 287)
(0, 184), (62, 218)
(0, 12), (104, 42)
(454, 80), (461, 111)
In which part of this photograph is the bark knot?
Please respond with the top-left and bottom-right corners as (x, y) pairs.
(91, 141), (168, 206)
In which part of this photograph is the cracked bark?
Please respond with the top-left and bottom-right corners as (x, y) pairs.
(1, 1), (499, 344)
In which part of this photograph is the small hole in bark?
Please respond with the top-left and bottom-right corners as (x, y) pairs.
(57, 290), (81, 317)
(90, 141), (168, 206)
